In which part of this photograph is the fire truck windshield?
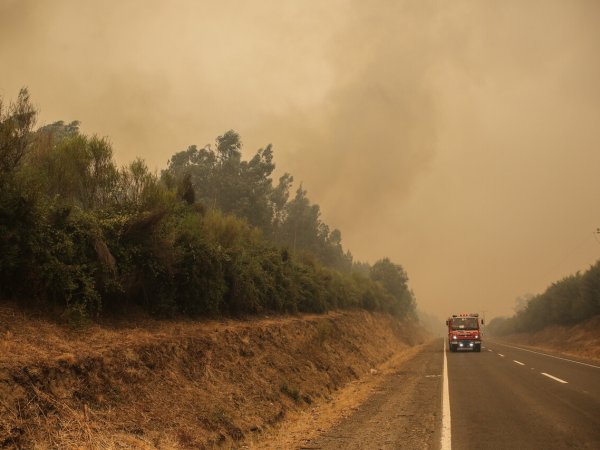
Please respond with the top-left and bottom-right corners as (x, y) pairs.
(451, 317), (478, 330)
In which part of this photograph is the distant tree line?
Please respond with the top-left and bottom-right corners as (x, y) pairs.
(487, 261), (600, 335)
(0, 89), (416, 324)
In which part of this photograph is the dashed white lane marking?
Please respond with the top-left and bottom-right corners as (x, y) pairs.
(513, 360), (525, 366)
(498, 353), (505, 357)
(441, 340), (452, 450)
(490, 342), (600, 369)
(487, 349), (492, 352)
(541, 373), (568, 384)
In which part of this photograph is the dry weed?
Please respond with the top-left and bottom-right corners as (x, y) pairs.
(0, 305), (428, 448)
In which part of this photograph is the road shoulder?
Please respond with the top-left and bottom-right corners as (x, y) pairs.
(249, 339), (443, 450)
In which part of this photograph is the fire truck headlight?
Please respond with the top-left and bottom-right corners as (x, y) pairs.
(452, 335), (457, 340)
(475, 335), (479, 339)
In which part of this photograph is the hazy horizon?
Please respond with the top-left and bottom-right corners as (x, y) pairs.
(2, 0), (599, 320)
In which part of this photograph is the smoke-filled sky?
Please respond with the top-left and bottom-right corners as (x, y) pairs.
(2, 0), (599, 319)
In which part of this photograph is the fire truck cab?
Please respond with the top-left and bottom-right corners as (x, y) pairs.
(446, 313), (483, 352)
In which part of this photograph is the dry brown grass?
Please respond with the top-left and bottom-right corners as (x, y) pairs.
(245, 343), (427, 450)
(500, 315), (600, 362)
(0, 304), (428, 449)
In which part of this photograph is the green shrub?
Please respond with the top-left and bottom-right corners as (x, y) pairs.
(0, 90), (419, 322)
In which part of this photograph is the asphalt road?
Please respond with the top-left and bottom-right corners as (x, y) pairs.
(448, 339), (600, 449)
(301, 338), (600, 449)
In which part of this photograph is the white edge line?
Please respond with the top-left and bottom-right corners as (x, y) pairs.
(489, 341), (600, 369)
(541, 372), (568, 384)
(513, 360), (525, 366)
(441, 340), (452, 450)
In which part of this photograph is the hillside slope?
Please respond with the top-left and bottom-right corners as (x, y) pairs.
(491, 315), (600, 362)
(0, 305), (427, 449)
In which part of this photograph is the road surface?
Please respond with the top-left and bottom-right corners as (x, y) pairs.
(452, 339), (600, 449)
(301, 338), (600, 449)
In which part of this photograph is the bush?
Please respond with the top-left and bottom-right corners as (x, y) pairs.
(0, 90), (418, 323)
(488, 261), (600, 336)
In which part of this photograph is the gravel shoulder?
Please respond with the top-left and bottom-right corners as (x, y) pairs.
(252, 339), (443, 450)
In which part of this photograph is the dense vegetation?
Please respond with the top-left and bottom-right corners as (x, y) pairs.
(487, 261), (600, 335)
(0, 89), (416, 324)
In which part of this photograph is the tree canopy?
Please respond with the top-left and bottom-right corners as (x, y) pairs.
(0, 89), (416, 324)
(487, 262), (600, 335)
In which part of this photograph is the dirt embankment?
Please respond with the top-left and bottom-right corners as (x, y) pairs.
(496, 315), (600, 362)
(0, 305), (428, 449)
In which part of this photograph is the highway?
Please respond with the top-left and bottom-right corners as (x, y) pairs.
(447, 339), (600, 449)
(301, 338), (600, 449)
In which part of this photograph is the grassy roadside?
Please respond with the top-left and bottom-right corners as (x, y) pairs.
(0, 305), (428, 449)
(246, 342), (430, 449)
(489, 315), (600, 362)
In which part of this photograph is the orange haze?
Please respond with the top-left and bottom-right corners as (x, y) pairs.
(1, 0), (599, 320)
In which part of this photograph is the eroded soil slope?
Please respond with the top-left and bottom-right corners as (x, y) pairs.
(0, 305), (426, 449)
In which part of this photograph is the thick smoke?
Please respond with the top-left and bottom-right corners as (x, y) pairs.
(1, 0), (599, 318)
(258, 0), (442, 237)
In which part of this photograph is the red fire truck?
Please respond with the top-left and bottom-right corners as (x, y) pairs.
(446, 313), (483, 352)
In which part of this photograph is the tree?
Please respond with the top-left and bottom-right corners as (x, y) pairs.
(278, 185), (321, 253)
(178, 172), (195, 205)
(0, 91), (421, 322)
(352, 260), (371, 277)
(579, 261), (600, 318)
(117, 158), (163, 210)
(370, 258), (416, 316)
(164, 130), (285, 232)
(163, 130), (352, 270)
(238, 144), (277, 230)
(270, 173), (294, 228)
(514, 293), (534, 313)
(26, 121), (119, 210)
(274, 185), (352, 271)
(0, 88), (36, 184)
